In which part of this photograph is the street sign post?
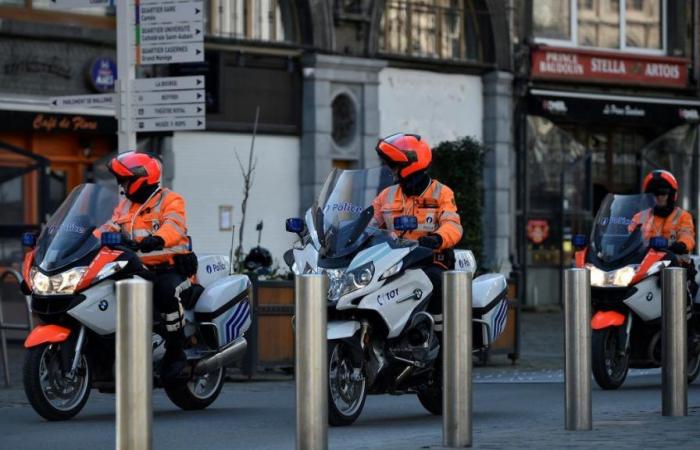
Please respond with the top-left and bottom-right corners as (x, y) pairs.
(133, 76), (204, 92)
(138, 22), (203, 45)
(134, 104), (204, 118)
(134, 90), (204, 105)
(137, 1), (203, 25)
(50, 94), (114, 108)
(136, 42), (204, 65)
(135, 117), (205, 132)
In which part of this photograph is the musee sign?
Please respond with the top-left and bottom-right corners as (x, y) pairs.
(531, 46), (688, 88)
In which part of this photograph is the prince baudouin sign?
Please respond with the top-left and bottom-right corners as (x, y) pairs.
(527, 219), (550, 245)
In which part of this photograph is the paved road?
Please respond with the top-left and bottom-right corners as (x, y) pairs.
(1, 371), (698, 450)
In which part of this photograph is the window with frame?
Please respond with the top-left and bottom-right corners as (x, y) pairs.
(379, 0), (485, 61)
(533, 0), (665, 53)
(207, 0), (299, 43)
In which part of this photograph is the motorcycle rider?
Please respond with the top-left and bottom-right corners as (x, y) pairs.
(629, 169), (697, 296)
(101, 151), (197, 383)
(371, 133), (463, 330)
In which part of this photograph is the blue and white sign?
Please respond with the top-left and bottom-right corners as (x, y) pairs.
(89, 57), (117, 93)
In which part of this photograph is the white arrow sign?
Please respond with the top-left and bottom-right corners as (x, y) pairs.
(50, 94), (115, 108)
(134, 90), (204, 105)
(134, 103), (205, 118)
(133, 76), (204, 92)
(137, 1), (203, 25)
(139, 22), (203, 45)
(134, 117), (205, 132)
(137, 41), (204, 65)
(50, 0), (112, 10)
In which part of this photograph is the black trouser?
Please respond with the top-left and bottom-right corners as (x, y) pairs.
(423, 265), (445, 316)
(151, 268), (190, 351)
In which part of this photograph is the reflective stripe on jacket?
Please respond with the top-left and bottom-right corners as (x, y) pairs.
(100, 188), (190, 266)
(371, 179), (463, 250)
(629, 207), (695, 252)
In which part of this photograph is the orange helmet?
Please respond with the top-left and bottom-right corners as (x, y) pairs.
(376, 133), (432, 180)
(108, 151), (161, 198)
(642, 170), (678, 200)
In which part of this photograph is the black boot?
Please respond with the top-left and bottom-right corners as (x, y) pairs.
(160, 330), (189, 385)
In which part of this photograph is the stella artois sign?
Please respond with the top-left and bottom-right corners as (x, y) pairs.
(527, 219), (550, 245)
(531, 46), (688, 88)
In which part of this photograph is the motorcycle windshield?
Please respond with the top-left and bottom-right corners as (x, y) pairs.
(312, 167), (395, 259)
(34, 183), (119, 272)
(590, 193), (656, 263)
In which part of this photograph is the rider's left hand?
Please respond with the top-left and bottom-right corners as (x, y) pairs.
(669, 241), (688, 255)
(418, 233), (442, 249)
(139, 235), (165, 253)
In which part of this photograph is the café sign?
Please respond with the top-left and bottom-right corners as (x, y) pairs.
(531, 46), (688, 88)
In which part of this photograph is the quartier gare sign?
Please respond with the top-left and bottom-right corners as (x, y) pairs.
(531, 46), (688, 88)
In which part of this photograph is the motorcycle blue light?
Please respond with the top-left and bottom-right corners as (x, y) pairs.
(650, 236), (668, 250)
(572, 234), (587, 248)
(21, 232), (37, 248)
(394, 215), (418, 232)
(101, 232), (123, 247)
(286, 218), (304, 233)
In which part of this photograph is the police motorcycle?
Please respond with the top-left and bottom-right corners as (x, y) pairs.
(285, 167), (509, 426)
(20, 183), (251, 420)
(573, 193), (700, 390)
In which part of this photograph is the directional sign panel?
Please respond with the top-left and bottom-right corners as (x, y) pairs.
(134, 90), (204, 105)
(139, 22), (203, 45)
(137, 1), (203, 25)
(134, 117), (205, 132)
(134, 104), (204, 118)
(133, 76), (204, 92)
(50, 94), (114, 108)
(137, 41), (203, 65)
(50, 0), (112, 10)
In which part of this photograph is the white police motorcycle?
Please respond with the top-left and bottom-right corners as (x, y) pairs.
(285, 167), (508, 426)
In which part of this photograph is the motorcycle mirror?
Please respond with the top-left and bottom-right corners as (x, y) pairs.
(286, 218), (304, 234)
(21, 232), (37, 248)
(101, 231), (123, 247)
(572, 234), (588, 249)
(393, 216), (418, 232)
(650, 236), (668, 251)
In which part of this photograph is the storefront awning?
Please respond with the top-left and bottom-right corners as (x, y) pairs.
(528, 89), (700, 127)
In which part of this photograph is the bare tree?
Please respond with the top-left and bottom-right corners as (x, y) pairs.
(234, 106), (260, 271)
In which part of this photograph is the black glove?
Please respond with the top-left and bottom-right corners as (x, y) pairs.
(174, 252), (199, 277)
(418, 233), (443, 249)
(669, 241), (688, 255)
(139, 235), (165, 253)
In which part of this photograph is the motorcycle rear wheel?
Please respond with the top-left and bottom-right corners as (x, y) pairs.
(165, 366), (225, 410)
(23, 343), (92, 421)
(592, 327), (629, 390)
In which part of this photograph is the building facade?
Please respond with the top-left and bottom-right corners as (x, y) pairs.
(516, 0), (700, 306)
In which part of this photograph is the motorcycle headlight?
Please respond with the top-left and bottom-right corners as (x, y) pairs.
(586, 264), (637, 287)
(31, 267), (88, 295)
(327, 262), (375, 302)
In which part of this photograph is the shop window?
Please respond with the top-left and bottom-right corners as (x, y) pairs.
(207, 0), (299, 43)
(533, 0), (665, 54)
(379, 0), (485, 61)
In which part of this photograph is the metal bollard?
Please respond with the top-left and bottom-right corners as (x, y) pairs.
(116, 279), (153, 450)
(442, 270), (472, 448)
(295, 274), (328, 450)
(662, 267), (687, 417)
(564, 268), (592, 431)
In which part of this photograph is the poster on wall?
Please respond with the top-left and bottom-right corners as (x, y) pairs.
(527, 219), (550, 245)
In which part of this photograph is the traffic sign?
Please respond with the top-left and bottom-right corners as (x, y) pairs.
(134, 104), (204, 118)
(50, 94), (114, 108)
(134, 89), (204, 105)
(133, 76), (204, 92)
(138, 22), (203, 45)
(49, 0), (112, 10)
(137, 41), (204, 64)
(134, 117), (205, 132)
(137, 1), (203, 25)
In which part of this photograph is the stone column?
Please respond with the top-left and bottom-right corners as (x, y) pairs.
(482, 71), (514, 274)
(300, 54), (386, 214)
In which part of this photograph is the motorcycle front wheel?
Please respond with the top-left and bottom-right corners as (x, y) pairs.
(328, 340), (367, 426)
(23, 343), (92, 421)
(592, 327), (630, 390)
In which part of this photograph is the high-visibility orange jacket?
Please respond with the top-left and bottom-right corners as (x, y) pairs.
(100, 188), (190, 266)
(629, 207), (695, 252)
(372, 180), (463, 251)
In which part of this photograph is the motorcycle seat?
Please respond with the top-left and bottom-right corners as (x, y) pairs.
(181, 283), (205, 310)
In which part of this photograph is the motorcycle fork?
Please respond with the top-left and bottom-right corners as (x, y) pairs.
(59, 325), (86, 379)
(616, 313), (633, 356)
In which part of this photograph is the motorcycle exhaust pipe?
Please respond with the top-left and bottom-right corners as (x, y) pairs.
(194, 337), (247, 376)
